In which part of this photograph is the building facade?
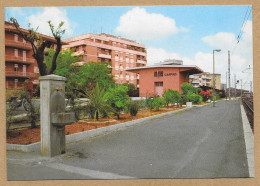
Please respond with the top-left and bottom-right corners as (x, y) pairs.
(126, 59), (203, 97)
(5, 22), (66, 90)
(189, 73), (211, 88)
(63, 33), (147, 85)
(5, 22), (37, 89)
(189, 72), (222, 90)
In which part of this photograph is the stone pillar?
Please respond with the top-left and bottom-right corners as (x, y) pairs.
(39, 74), (67, 157)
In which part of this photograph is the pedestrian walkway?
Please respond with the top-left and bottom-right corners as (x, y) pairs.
(7, 100), (250, 180)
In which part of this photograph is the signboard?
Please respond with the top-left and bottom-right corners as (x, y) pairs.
(164, 73), (177, 76)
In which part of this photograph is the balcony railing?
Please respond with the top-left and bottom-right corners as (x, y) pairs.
(137, 59), (146, 65)
(6, 71), (35, 78)
(98, 53), (112, 59)
(6, 81), (25, 89)
(5, 55), (35, 64)
(5, 39), (32, 50)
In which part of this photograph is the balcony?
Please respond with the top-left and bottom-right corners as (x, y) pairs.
(130, 59), (134, 63)
(136, 59), (146, 65)
(5, 55), (35, 64)
(6, 71), (35, 78)
(6, 81), (25, 89)
(126, 75), (129, 80)
(120, 75), (123, 79)
(98, 53), (111, 59)
(137, 74), (140, 79)
(126, 58), (129, 63)
(120, 66), (124, 71)
(5, 39), (32, 50)
(115, 56), (119, 61)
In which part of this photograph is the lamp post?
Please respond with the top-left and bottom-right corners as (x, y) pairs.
(213, 49), (221, 107)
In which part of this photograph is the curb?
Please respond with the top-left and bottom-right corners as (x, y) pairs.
(240, 102), (254, 177)
(7, 102), (212, 152)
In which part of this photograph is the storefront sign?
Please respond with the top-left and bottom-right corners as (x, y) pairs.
(164, 73), (177, 76)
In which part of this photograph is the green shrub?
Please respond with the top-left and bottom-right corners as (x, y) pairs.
(187, 92), (203, 104)
(152, 97), (165, 111)
(144, 97), (154, 110)
(105, 85), (130, 119)
(6, 89), (23, 102)
(128, 102), (139, 116)
(181, 83), (195, 94)
(163, 89), (182, 107)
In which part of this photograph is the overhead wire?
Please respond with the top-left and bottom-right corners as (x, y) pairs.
(231, 6), (252, 56)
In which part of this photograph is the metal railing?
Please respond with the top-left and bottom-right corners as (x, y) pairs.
(6, 55), (35, 64)
(242, 96), (254, 132)
(5, 39), (31, 50)
(6, 71), (35, 78)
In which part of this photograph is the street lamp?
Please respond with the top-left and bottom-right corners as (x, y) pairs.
(213, 49), (221, 107)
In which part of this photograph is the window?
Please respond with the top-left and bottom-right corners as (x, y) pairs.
(154, 72), (157, 77)
(158, 71), (163, 77)
(14, 49), (18, 57)
(23, 51), (26, 61)
(14, 34), (18, 42)
(155, 82), (163, 87)
(14, 64), (18, 71)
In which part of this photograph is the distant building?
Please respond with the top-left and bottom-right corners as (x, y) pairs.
(126, 59), (203, 97)
(189, 73), (211, 88)
(5, 21), (64, 90)
(63, 33), (147, 85)
(189, 72), (221, 90)
(221, 83), (227, 90)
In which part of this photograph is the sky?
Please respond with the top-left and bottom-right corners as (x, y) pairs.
(5, 6), (253, 90)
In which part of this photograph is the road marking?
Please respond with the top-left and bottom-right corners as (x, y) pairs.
(44, 162), (136, 179)
(240, 104), (254, 177)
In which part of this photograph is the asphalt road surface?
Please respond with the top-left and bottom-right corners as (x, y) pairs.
(7, 100), (249, 180)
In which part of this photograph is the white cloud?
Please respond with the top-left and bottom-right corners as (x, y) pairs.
(146, 20), (253, 90)
(26, 7), (73, 36)
(116, 7), (188, 40)
(10, 7), (24, 16)
(147, 47), (181, 65)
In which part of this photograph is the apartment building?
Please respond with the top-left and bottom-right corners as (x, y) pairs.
(189, 73), (211, 88)
(5, 21), (65, 90)
(63, 33), (147, 85)
(126, 59), (203, 97)
(189, 72), (221, 90)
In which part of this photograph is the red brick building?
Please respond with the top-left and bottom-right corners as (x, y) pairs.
(126, 59), (203, 97)
(5, 21), (65, 90)
(63, 33), (147, 85)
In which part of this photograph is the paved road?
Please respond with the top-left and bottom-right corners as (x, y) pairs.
(7, 100), (249, 180)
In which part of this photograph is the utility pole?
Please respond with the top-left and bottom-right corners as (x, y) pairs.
(226, 72), (228, 101)
(228, 51), (231, 101)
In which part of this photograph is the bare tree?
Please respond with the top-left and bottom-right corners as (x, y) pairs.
(9, 18), (65, 76)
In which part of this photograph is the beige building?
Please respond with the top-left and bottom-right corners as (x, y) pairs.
(63, 33), (147, 85)
(189, 72), (221, 90)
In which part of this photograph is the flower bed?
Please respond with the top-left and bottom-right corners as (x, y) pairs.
(7, 106), (185, 145)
